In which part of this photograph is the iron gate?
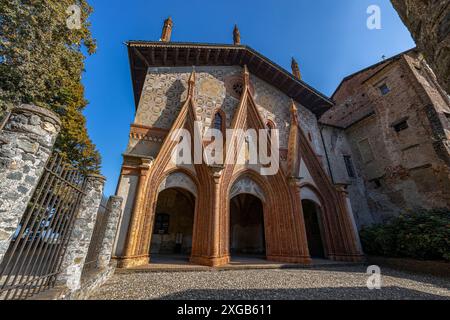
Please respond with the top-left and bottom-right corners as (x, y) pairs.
(0, 153), (86, 300)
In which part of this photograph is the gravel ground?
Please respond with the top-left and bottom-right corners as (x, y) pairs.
(89, 266), (450, 300)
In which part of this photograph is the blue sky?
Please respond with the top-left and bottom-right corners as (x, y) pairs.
(82, 0), (415, 196)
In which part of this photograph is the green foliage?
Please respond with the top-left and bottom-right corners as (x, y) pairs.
(0, 0), (101, 173)
(360, 209), (450, 261)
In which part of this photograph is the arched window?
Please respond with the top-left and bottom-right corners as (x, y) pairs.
(213, 112), (223, 132)
(266, 121), (275, 157)
(266, 121), (274, 135)
(209, 111), (226, 162)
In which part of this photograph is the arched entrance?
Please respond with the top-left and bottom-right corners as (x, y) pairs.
(229, 193), (266, 258)
(302, 199), (326, 258)
(150, 187), (195, 259)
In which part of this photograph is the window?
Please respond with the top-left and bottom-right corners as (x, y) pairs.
(153, 213), (170, 234)
(266, 121), (275, 157)
(393, 120), (409, 132)
(232, 81), (244, 97)
(358, 138), (375, 163)
(213, 111), (223, 132)
(343, 155), (356, 178)
(371, 178), (382, 189)
(379, 83), (390, 95)
(266, 121), (275, 135)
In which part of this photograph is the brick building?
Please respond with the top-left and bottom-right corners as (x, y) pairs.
(112, 20), (364, 268)
(320, 49), (450, 223)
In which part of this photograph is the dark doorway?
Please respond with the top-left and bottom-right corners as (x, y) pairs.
(150, 188), (195, 258)
(302, 200), (326, 258)
(230, 194), (266, 258)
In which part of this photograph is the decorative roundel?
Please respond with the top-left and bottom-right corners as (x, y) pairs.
(232, 81), (244, 97)
(225, 74), (255, 99)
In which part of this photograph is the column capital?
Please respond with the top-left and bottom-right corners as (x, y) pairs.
(208, 164), (224, 184)
(108, 195), (124, 204)
(334, 183), (350, 194)
(13, 103), (61, 127)
(138, 158), (154, 175)
(288, 176), (303, 188)
(86, 173), (106, 183)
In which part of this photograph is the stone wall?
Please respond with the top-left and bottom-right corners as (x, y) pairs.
(321, 50), (450, 221)
(60, 265), (116, 300)
(97, 196), (123, 268)
(113, 175), (138, 257)
(57, 174), (106, 291)
(0, 105), (124, 300)
(320, 125), (375, 227)
(32, 265), (115, 300)
(33, 194), (124, 300)
(0, 104), (61, 262)
(391, 0), (450, 93)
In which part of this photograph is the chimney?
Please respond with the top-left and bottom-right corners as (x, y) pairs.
(233, 25), (241, 45)
(160, 17), (173, 42)
(291, 57), (302, 80)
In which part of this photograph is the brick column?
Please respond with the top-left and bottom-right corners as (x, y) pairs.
(336, 185), (365, 262)
(57, 174), (106, 291)
(97, 196), (123, 269)
(0, 104), (61, 263)
(287, 177), (312, 264)
(190, 164), (229, 267)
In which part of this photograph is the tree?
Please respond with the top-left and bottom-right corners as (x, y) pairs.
(0, 0), (101, 173)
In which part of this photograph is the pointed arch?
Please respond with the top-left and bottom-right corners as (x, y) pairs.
(293, 115), (364, 261)
(300, 183), (323, 207)
(120, 69), (217, 268)
(229, 170), (269, 203)
(158, 168), (199, 197)
(266, 119), (276, 131)
(212, 109), (226, 134)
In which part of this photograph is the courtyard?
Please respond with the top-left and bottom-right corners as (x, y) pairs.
(89, 265), (450, 300)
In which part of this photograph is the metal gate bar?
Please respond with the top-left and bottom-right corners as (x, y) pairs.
(0, 153), (86, 300)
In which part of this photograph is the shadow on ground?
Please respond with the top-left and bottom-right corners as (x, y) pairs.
(158, 286), (448, 300)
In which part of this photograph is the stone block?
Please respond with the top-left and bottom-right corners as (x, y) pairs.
(0, 104), (60, 263)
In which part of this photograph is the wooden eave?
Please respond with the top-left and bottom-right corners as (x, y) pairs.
(127, 41), (334, 117)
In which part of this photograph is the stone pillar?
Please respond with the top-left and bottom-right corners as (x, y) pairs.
(57, 174), (106, 291)
(0, 104), (61, 263)
(97, 196), (123, 269)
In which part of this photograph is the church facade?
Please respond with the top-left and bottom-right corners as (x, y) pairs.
(112, 18), (364, 268)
